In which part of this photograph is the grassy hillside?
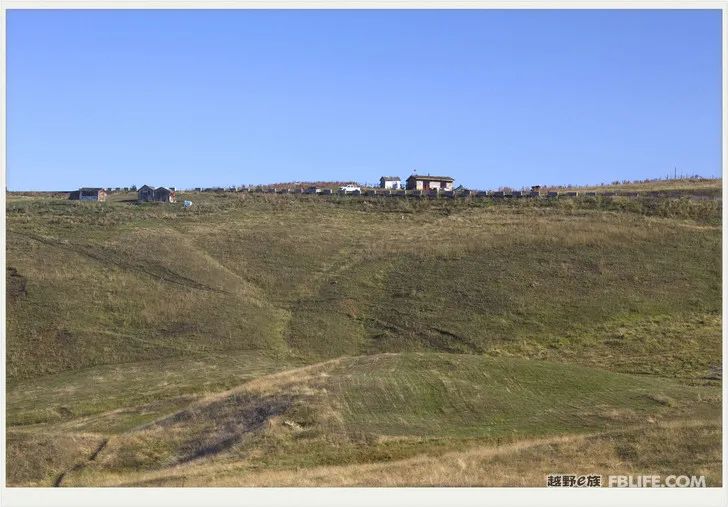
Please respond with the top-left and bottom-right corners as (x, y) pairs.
(195, 420), (723, 487)
(545, 176), (721, 196)
(6, 182), (722, 486)
(7, 189), (721, 379)
(48, 353), (720, 486)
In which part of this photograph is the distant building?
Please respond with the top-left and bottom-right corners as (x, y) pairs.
(406, 174), (454, 191)
(379, 176), (402, 190)
(138, 185), (176, 203)
(138, 185), (156, 202)
(155, 187), (176, 203)
(69, 187), (107, 202)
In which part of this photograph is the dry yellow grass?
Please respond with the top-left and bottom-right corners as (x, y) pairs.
(6, 430), (107, 486)
(59, 419), (720, 487)
(196, 421), (723, 487)
(545, 177), (721, 193)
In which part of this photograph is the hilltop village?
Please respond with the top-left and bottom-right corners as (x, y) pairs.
(63, 173), (692, 204)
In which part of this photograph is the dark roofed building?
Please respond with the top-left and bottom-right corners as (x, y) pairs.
(406, 175), (454, 191)
(138, 185), (176, 203)
(154, 187), (176, 203)
(138, 185), (155, 202)
(69, 187), (107, 202)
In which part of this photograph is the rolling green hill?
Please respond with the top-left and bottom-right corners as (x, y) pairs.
(6, 181), (722, 486)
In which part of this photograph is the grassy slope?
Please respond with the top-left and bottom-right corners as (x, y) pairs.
(546, 177), (721, 195)
(6, 181), (722, 486)
(60, 353), (720, 486)
(7, 190), (721, 380)
(194, 420), (723, 487)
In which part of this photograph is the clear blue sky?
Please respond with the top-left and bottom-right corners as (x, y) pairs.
(7, 9), (723, 190)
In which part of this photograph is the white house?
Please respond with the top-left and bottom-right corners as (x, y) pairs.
(379, 176), (402, 190)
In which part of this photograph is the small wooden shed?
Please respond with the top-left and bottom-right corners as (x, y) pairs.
(69, 188), (107, 202)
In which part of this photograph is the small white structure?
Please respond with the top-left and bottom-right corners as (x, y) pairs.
(379, 176), (402, 190)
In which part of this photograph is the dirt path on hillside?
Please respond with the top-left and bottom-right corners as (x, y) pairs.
(53, 438), (109, 487)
